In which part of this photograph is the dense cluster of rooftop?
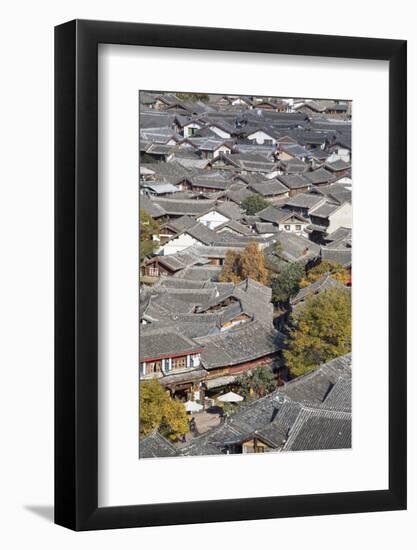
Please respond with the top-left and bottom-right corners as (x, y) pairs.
(141, 354), (352, 457)
(139, 92), (352, 457)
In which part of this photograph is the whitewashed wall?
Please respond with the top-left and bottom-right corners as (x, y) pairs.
(328, 202), (353, 233)
(197, 210), (229, 228)
(247, 130), (277, 145)
(157, 233), (197, 254)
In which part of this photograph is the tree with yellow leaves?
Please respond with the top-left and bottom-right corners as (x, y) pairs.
(140, 379), (189, 441)
(140, 208), (160, 262)
(219, 242), (269, 285)
(299, 260), (350, 288)
(218, 250), (242, 284)
(284, 287), (351, 377)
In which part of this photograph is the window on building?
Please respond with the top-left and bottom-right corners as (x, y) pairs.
(172, 356), (187, 370)
(148, 266), (159, 277)
(140, 361), (161, 376)
(190, 354), (200, 367)
(284, 224), (291, 231)
(295, 224), (302, 231)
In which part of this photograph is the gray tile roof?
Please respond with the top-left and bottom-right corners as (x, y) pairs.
(141, 182), (180, 195)
(174, 156), (211, 170)
(325, 159), (351, 172)
(139, 327), (203, 361)
(156, 277), (214, 290)
(145, 248), (209, 272)
(151, 198), (217, 217)
(140, 195), (167, 218)
(282, 408), (351, 451)
(277, 173), (311, 190)
(254, 222), (281, 234)
(213, 201), (243, 221)
(233, 278), (273, 322)
(290, 274), (346, 305)
(195, 320), (284, 370)
(139, 285), (152, 320)
(139, 112), (175, 130)
(325, 226), (352, 245)
(215, 219), (254, 236)
(316, 182), (352, 205)
(191, 244), (247, 259)
(177, 354), (351, 456)
(310, 201), (341, 218)
(322, 377), (352, 412)
(144, 143), (175, 156)
(224, 186), (256, 205)
(249, 180), (289, 197)
(284, 192), (326, 210)
(226, 153), (277, 173)
(322, 224), (351, 242)
(163, 215), (197, 233)
(257, 205), (286, 224)
(143, 162), (192, 181)
(279, 143), (312, 160)
(143, 286), (219, 318)
(174, 265), (222, 282)
(320, 246), (352, 267)
(271, 231), (321, 263)
(140, 127), (182, 144)
(304, 167), (335, 185)
(139, 431), (179, 459)
(279, 158), (308, 173)
(234, 173), (272, 186)
(185, 222), (227, 245)
(159, 367), (207, 387)
(277, 354), (351, 406)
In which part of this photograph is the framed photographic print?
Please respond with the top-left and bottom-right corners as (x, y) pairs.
(55, 20), (407, 530)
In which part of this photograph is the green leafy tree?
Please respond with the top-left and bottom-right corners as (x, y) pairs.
(219, 242), (269, 285)
(238, 366), (277, 400)
(263, 241), (287, 274)
(221, 401), (240, 418)
(140, 379), (189, 441)
(271, 263), (305, 305)
(140, 208), (160, 262)
(284, 287), (351, 377)
(272, 240), (283, 257)
(300, 260), (350, 288)
(241, 194), (270, 215)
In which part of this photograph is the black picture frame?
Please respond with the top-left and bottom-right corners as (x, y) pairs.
(55, 19), (407, 531)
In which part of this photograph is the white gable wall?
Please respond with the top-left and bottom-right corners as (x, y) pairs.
(213, 145), (232, 158)
(209, 126), (231, 139)
(197, 210), (229, 229)
(337, 147), (351, 162)
(157, 233), (197, 255)
(277, 217), (309, 234)
(183, 123), (201, 138)
(247, 130), (277, 145)
(328, 202), (352, 234)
